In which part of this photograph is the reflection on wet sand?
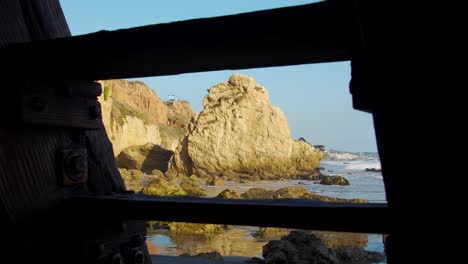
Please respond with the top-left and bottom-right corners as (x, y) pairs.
(148, 226), (265, 257)
(147, 226), (369, 258)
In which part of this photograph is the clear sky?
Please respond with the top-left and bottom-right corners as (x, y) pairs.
(60, 0), (378, 152)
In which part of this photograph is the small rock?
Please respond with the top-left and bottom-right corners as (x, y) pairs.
(142, 178), (186, 196)
(151, 169), (164, 178)
(180, 178), (207, 196)
(241, 188), (274, 199)
(217, 189), (241, 199)
(206, 178), (225, 186)
(271, 186), (309, 199)
(263, 231), (339, 264)
(319, 175), (350, 186)
(365, 168), (382, 172)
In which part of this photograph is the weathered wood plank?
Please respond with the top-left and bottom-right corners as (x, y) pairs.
(2, 0), (356, 80)
(65, 194), (390, 234)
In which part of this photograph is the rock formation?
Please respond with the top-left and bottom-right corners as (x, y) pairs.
(98, 80), (194, 155)
(263, 231), (339, 264)
(262, 231), (384, 264)
(319, 175), (350, 186)
(168, 74), (322, 180)
(116, 143), (174, 173)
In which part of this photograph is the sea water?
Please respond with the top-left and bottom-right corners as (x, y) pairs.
(314, 159), (386, 203)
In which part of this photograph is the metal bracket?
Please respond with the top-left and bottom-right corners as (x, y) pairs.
(60, 147), (88, 186)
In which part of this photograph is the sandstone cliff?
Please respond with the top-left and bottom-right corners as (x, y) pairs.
(98, 80), (194, 155)
(167, 74), (322, 180)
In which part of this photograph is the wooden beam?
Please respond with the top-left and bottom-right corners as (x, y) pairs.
(1, 0), (355, 80)
(64, 194), (390, 234)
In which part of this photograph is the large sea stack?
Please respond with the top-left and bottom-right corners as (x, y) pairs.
(167, 74), (322, 180)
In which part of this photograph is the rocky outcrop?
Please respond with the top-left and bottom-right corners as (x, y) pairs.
(263, 231), (339, 264)
(206, 178), (225, 186)
(240, 187), (367, 203)
(116, 143), (174, 173)
(365, 168), (382, 172)
(142, 178), (187, 196)
(263, 231), (384, 264)
(241, 188), (274, 199)
(98, 80), (194, 155)
(319, 175), (350, 186)
(168, 74), (322, 180)
(216, 189), (241, 199)
(179, 178), (207, 197)
(255, 229), (368, 250)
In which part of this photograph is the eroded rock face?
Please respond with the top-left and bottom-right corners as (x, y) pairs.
(98, 80), (194, 154)
(168, 74), (321, 180)
(116, 143), (173, 173)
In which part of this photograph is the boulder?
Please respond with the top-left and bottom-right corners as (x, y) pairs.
(319, 175), (350, 186)
(271, 186), (310, 199)
(206, 178), (225, 186)
(179, 178), (207, 197)
(241, 188), (274, 199)
(142, 178), (186, 196)
(167, 74), (322, 180)
(263, 231), (382, 264)
(116, 143), (174, 173)
(365, 168), (382, 172)
(263, 231), (339, 264)
(150, 169), (164, 178)
(217, 189), (241, 199)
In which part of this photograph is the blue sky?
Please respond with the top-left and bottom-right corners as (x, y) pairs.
(60, 0), (377, 152)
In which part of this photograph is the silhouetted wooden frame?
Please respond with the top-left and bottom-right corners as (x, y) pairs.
(3, 0), (391, 234)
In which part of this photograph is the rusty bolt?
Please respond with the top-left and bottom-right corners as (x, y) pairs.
(111, 253), (124, 264)
(89, 104), (102, 119)
(69, 155), (87, 174)
(133, 250), (145, 264)
(30, 97), (46, 112)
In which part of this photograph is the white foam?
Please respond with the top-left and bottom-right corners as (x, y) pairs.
(343, 160), (381, 171)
